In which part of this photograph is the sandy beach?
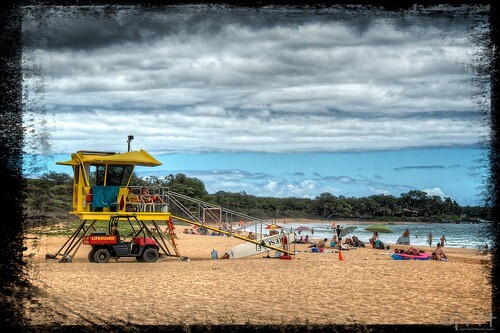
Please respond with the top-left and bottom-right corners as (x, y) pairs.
(23, 226), (493, 327)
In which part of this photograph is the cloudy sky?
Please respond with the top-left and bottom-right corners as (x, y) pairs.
(22, 5), (491, 206)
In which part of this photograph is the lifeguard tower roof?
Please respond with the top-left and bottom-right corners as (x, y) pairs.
(56, 149), (162, 167)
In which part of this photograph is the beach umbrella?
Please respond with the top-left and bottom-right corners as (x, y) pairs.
(265, 224), (282, 230)
(364, 223), (393, 234)
(339, 226), (357, 238)
(295, 226), (310, 232)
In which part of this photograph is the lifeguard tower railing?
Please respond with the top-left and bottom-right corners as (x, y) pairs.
(77, 185), (294, 256)
(124, 186), (284, 239)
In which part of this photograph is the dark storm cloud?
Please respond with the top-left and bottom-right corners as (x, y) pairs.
(22, 5), (486, 51)
(22, 5), (490, 155)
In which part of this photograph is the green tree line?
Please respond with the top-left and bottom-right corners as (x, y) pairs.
(24, 172), (490, 226)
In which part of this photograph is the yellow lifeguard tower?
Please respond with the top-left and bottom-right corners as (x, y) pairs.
(47, 149), (181, 262)
(48, 141), (295, 263)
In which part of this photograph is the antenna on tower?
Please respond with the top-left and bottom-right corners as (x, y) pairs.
(127, 135), (134, 152)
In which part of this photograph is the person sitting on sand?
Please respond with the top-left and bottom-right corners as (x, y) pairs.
(431, 243), (448, 261)
(308, 238), (328, 252)
(329, 235), (338, 248)
(248, 231), (257, 240)
(304, 235), (310, 243)
(316, 238), (328, 249)
(375, 240), (386, 249)
(344, 237), (354, 247)
(352, 236), (365, 247)
(369, 232), (379, 247)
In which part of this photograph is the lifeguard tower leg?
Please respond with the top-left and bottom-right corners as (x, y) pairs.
(47, 219), (96, 261)
(150, 220), (180, 257)
(141, 220), (176, 257)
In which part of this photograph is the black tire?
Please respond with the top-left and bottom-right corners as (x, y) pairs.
(88, 250), (95, 262)
(135, 256), (144, 262)
(93, 249), (110, 263)
(142, 248), (159, 263)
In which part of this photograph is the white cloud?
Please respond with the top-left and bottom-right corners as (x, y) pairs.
(369, 186), (391, 195)
(422, 187), (446, 198)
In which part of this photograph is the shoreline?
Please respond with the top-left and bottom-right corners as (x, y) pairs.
(263, 218), (490, 225)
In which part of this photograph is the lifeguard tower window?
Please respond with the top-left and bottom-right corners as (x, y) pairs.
(89, 165), (106, 186)
(106, 165), (133, 186)
(89, 164), (133, 186)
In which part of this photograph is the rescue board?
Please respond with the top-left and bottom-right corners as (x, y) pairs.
(228, 232), (295, 259)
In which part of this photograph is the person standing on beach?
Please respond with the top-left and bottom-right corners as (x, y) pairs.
(311, 227), (314, 235)
(427, 232), (433, 246)
(440, 235), (447, 247)
(336, 225), (341, 239)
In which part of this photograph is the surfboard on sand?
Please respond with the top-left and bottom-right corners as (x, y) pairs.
(227, 232), (295, 259)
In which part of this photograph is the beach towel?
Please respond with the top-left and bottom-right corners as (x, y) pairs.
(91, 186), (120, 208)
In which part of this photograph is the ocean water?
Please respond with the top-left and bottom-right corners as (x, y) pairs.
(248, 222), (493, 249)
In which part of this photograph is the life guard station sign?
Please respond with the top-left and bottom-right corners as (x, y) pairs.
(83, 235), (117, 245)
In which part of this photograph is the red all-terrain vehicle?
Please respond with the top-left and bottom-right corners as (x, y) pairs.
(83, 222), (160, 263)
